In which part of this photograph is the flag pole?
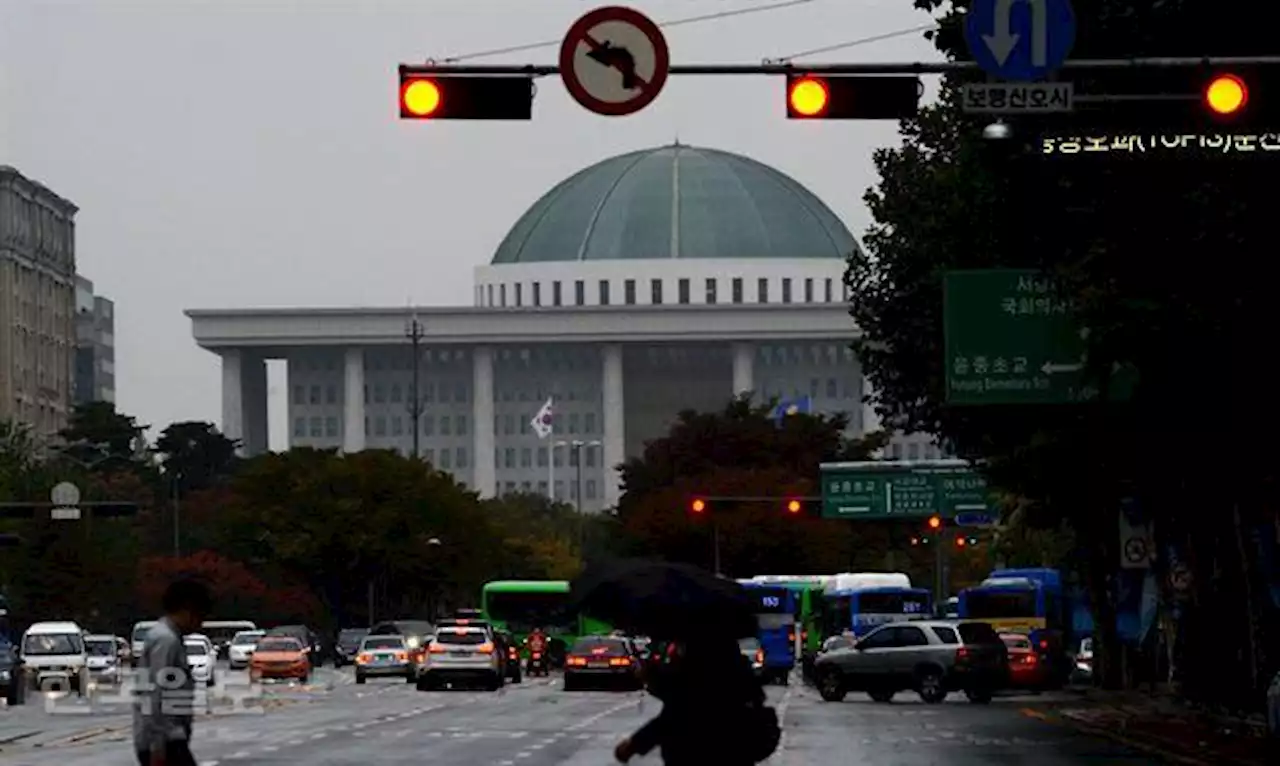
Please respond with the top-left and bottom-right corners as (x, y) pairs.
(547, 395), (555, 501)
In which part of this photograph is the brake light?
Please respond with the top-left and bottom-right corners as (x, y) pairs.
(476, 642), (494, 654)
(395, 652), (407, 661)
(1039, 639), (1049, 650)
(566, 656), (587, 667)
(1022, 653), (1038, 665)
(787, 632), (795, 645)
(608, 656), (631, 666)
(955, 647), (969, 663)
(532, 652), (542, 659)
(508, 648), (518, 658)
(456, 619), (470, 625)
(591, 647), (609, 655)
(755, 649), (764, 664)
(429, 645), (448, 654)
(356, 653), (372, 664)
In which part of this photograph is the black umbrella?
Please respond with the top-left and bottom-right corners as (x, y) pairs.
(568, 558), (756, 640)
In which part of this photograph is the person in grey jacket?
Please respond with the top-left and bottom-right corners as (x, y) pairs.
(132, 579), (213, 766)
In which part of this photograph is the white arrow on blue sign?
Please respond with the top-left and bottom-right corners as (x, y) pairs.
(963, 0), (1077, 82)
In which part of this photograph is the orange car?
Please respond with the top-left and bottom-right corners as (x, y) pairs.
(1000, 633), (1047, 689)
(249, 636), (311, 683)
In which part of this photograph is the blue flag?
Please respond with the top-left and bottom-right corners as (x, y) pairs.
(771, 396), (813, 423)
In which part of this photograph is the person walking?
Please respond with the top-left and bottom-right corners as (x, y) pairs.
(132, 579), (213, 766)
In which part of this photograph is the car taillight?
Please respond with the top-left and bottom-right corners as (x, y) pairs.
(955, 647), (969, 663)
(609, 657), (631, 666)
(532, 651), (542, 659)
(787, 632), (795, 645)
(1022, 653), (1038, 665)
(591, 647), (609, 655)
(429, 645), (448, 654)
(508, 648), (518, 658)
(476, 642), (494, 654)
(566, 656), (586, 667)
(755, 649), (764, 664)
(356, 653), (372, 664)
(395, 652), (407, 661)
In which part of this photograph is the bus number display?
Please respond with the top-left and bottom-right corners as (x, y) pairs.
(903, 601), (925, 614)
(761, 596), (780, 608)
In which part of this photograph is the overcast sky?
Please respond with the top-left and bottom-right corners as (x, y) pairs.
(2, 0), (940, 446)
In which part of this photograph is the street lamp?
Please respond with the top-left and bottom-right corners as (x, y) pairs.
(553, 439), (601, 555)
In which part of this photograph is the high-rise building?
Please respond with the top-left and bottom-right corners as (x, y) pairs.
(74, 276), (116, 404)
(0, 166), (78, 435)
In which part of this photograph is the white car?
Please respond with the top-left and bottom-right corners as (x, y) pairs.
(83, 634), (122, 685)
(184, 636), (216, 687)
(227, 630), (265, 670)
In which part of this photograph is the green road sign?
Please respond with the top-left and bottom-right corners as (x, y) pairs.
(943, 268), (1134, 405)
(821, 461), (998, 520)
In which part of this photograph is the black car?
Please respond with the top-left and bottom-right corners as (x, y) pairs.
(563, 635), (643, 691)
(333, 628), (368, 668)
(265, 625), (324, 667)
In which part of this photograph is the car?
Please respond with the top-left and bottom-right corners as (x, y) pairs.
(416, 625), (502, 691)
(812, 620), (1008, 704)
(563, 635), (643, 692)
(200, 620), (257, 660)
(368, 620), (434, 675)
(184, 636), (217, 687)
(249, 636), (312, 683)
(264, 625), (324, 667)
(20, 621), (90, 695)
(129, 620), (157, 668)
(333, 628), (368, 668)
(354, 635), (414, 684)
(84, 634), (123, 686)
(1001, 632), (1052, 690)
(227, 630), (265, 670)
(738, 637), (765, 679)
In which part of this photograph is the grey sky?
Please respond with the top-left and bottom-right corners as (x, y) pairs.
(2, 0), (939, 444)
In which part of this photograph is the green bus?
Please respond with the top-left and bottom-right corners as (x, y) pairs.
(479, 580), (611, 665)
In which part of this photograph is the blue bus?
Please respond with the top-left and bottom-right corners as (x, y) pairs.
(958, 568), (1073, 685)
(737, 581), (797, 685)
(821, 573), (932, 637)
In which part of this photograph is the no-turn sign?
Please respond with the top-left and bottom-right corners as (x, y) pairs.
(559, 6), (670, 116)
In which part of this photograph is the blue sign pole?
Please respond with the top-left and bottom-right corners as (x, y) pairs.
(963, 0), (1077, 82)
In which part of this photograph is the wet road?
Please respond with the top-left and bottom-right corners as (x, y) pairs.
(0, 665), (1172, 765)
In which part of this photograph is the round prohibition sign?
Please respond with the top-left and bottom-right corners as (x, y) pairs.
(1123, 536), (1148, 564)
(559, 5), (670, 116)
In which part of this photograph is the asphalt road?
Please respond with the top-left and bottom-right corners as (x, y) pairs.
(0, 665), (1173, 765)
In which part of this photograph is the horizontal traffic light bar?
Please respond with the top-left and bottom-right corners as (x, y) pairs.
(399, 75), (534, 120)
(400, 56), (1280, 78)
(787, 75), (920, 120)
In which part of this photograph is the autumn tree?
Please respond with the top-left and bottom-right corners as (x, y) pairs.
(853, 0), (1278, 703)
(136, 551), (321, 625)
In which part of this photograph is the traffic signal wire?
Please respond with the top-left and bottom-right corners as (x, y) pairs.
(767, 22), (939, 63)
(433, 0), (820, 63)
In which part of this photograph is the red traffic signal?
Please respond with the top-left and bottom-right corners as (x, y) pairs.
(690, 498), (707, 514)
(955, 535), (967, 548)
(398, 74), (534, 120)
(785, 75), (920, 120)
(786, 499), (803, 514)
(926, 515), (942, 530)
(1204, 73), (1248, 117)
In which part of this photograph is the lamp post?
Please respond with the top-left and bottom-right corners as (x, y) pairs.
(553, 439), (600, 553)
(405, 315), (426, 459)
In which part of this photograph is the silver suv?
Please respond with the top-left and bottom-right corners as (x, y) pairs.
(416, 626), (502, 691)
(813, 620), (1008, 704)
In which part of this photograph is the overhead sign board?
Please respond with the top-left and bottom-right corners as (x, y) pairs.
(559, 6), (670, 116)
(961, 82), (1074, 113)
(964, 0), (1077, 82)
(821, 461), (998, 521)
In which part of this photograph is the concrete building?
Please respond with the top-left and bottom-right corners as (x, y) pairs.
(0, 166), (78, 435)
(189, 144), (943, 510)
(73, 276), (116, 404)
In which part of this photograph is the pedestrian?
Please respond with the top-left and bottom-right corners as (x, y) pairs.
(132, 579), (213, 766)
(614, 634), (780, 765)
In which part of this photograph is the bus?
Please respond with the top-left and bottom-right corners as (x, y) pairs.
(479, 580), (611, 666)
(744, 575), (832, 657)
(958, 568), (1073, 685)
(821, 573), (932, 637)
(736, 581), (798, 684)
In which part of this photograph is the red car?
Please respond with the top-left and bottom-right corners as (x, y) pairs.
(1000, 633), (1048, 689)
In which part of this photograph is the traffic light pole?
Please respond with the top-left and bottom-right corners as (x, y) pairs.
(934, 536), (946, 607)
(402, 55), (1280, 78)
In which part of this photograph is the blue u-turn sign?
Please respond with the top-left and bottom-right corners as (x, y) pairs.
(964, 0), (1077, 82)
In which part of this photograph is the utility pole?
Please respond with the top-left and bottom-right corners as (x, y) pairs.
(405, 314), (425, 459)
(172, 472), (182, 558)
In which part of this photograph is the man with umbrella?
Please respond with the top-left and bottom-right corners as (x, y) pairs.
(568, 560), (780, 765)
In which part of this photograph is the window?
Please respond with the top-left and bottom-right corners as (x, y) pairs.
(390, 384), (402, 403)
(521, 448), (532, 468)
(440, 416), (451, 435)
(309, 417), (323, 437)
(309, 385), (321, 404)
(293, 384), (304, 404)
(624, 279), (636, 304)
(374, 383), (386, 403)
(804, 278), (814, 303)
(824, 278), (834, 303)
(456, 415), (467, 435)
(568, 413), (579, 434)
(504, 448), (515, 468)
(908, 443), (920, 460)
(781, 278), (792, 303)
(732, 278), (743, 304)
(532, 282), (541, 307)
(678, 278), (690, 304)
(504, 414), (514, 434)
(537, 481), (548, 494)
(598, 280), (610, 305)
(651, 279), (663, 304)
(855, 627), (896, 650)
(932, 626), (960, 645)
(374, 417), (387, 436)
(757, 278), (769, 303)
(705, 278), (717, 304)
(486, 285), (494, 306)
(325, 417), (338, 437)
(423, 416), (434, 435)
(553, 281), (562, 306)
(455, 447), (467, 467)
(574, 280), (584, 305)
(827, 378), (838, 398)
(892, 626), (929, 647)
(584, 412), (596, 433)
(391, 417), (403, 436)
(585, 447), (596, 467)
(586, 480), (597, 499)
(515, 283), (523, 307)
(439, 449), (451, 468)
(293, 417), (305, 437)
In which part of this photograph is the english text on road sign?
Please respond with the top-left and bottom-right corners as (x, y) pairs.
(964, 0), (1077, 82)
(943, 269), (1136, 405)
(397, 75), (534, 120)
(955, 511), (996, 527)
(962, 82), (1073, 113)
(821, 462), (996, 521)
(785, 75), (921, 120)
(559, 6), (670, 117)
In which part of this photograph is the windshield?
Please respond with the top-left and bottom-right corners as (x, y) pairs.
(85, 639), (115, 656)
(435, 630), (487, 645)
(257, 639), (302, 653)
(1001, 634), (1032, 649)
(184, 642), (209, 656)
(484, 591), (572, 634)
(132, 624), (155, 641)
(361, 636), (406, 650)
(23, 633), (84, 655)
(965, 589), (1038, 618)
(738, 638), (761, 652)
(231, 632), (263, 645)
(857, 591), (931, 615)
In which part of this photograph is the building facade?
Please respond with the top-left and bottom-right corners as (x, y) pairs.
(189, 144), (943, 510)
(0, 166), (78, 435)
(74, 276), (116, 404)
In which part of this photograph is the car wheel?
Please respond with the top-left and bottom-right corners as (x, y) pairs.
(916, 669), (947, 704)
(563, 677), (577, 692)
(817, 668), (847, 702)
(868, 689), (894, 703)
(355, 674), (366, 685)
(511, 672), (522, 684)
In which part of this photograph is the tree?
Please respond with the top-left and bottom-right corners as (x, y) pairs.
(154, 421), (240, 492)
(57, 401), (150, 472)
(136, 551), (321, 625)
(479, 493), (585, 579)
(851, 0), (1277, 703)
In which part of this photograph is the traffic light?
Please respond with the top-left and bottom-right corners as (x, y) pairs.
(910, 536), (921, 546)
(690, 497), (707, 514)
(398, 75), (534, 120)
(926, 515), (942, 531)
(1204, 73), (1248, 117)
(955, 535), (967, 548)
(785, 499), (803, 515)
(785, 75), (920, 120)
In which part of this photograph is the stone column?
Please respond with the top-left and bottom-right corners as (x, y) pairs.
(221, 349), (268, 456)
(731, 342), (754, 398)
(472, 346), (496, 497)
(342, 347), (366, 453)
(220, 350), (244, 452)
(601, 344), (626, 509)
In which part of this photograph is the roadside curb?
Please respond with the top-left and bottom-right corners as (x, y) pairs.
(1022, 707), (1269, 766)
(32, 723), (131, 748)
(0, 730), (42, 747)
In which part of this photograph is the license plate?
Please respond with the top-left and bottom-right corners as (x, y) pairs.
(450, 651), (469, 658)
(589, 661), (609, 668)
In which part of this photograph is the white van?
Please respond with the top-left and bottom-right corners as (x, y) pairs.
(130, 620), (157, 667)
(21, 621), (89, 695)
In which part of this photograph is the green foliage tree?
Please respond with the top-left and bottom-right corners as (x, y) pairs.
(154, 421), (240, 492)
(58, 401), (149, 464)
(851, 0), (1277, 703)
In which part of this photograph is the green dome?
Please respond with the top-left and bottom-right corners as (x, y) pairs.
(491, 143), (857, 264)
